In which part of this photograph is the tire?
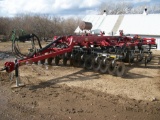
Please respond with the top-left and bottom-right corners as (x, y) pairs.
(33, 61), (38, 65)
(147, 53), (152, 63)
(115, 62), (125, 77)
(99, 58), (109, 74)
(63, 58), (68, 66)
(40, 59), (45, 65)
(137, 53), (143, 62)
(47, 58), (53, 65)
(92, 57), (101, 71)
(108, 60), (116, 75)
(72, 53), (80, 67)
(69, 58), (73, 66)
(55, 56), (60, 65)
(84, 56), (93, 70)
(123, 52), (134, 63)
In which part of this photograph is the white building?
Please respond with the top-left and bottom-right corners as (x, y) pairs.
(75, 10), (160, 50)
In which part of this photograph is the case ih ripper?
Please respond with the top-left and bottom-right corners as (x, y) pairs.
(0, 22), (157, 86)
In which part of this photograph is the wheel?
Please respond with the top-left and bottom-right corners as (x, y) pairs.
(108, 60), (116, 75)
(72, 53), (80, 67)
(92, 57), (101, 71)
(33, 61), (38, 65)
(136, 53), (144, 62)
(40, 59), (45, 64)
(47, 57), (53, 65)
(84, 56), (93, 70)
(115, 62), (125, 77)
(69, 58), (73, 66)
(147, 53), (152, 62)
(80, 54), (87, 68)
(123, 52), (134, 63)
(63, 58), (68, 66)
(55, 56), (60, 65)
(99, 58), (109, 74)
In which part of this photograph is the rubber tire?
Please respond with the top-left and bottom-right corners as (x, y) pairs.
(69, 58), (73, 66)
(63, 58), (68, 66)
(147, 53), (152, 63)
(40, 59), (45, 65)
(99, 59), (109, 74)
(92, 57), (101, 71)
(84, 56), (93, 70)
(72, 55), (80, 67)
(137, 53), (144, 62)
(47, 58), (53, 65)
(55, 56), (60, 65)
(115, 62), (125, 77)
(123, 52), (134, 63)
(33, 61), (38, 65)
(72, 53), (84, 67)
(108, 61), (116, 75)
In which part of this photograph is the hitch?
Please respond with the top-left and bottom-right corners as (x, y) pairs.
(1, 59), (25, 88)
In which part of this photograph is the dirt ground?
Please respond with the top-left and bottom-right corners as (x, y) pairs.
(0, 42), (160, 120)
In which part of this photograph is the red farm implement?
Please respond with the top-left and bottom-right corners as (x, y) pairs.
(0, 28), (157, 87)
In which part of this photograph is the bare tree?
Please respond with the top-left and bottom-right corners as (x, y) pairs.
(0, 14), (81, 40)
(98, 1), (133, 15)
(0, 17), (11, 35)
(62, 17), (81, 35)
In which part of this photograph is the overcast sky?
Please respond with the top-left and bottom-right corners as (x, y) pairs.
(0, 0), (159, 18)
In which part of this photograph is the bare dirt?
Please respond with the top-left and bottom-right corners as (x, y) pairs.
(0, 42), (160, 120)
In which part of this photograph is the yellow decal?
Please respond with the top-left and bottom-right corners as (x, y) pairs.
(110, 55), (116, 58)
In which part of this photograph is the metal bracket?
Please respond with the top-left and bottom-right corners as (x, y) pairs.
(11, 59), (25, 88)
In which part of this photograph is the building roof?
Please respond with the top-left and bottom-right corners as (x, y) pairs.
(75, 13), (160, 36)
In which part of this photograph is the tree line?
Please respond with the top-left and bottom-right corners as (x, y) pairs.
(0, 15), (81, 40)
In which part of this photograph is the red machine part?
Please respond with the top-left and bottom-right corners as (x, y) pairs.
(4, 62), (15, 73)
(3, 36), (74, 73)
(143, 38), (156, 45)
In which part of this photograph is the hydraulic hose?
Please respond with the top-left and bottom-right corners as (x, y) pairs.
(38, 36), (62, 53)
(12, 33), (42, 59)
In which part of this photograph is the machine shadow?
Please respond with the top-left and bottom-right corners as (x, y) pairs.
(123, 57), (160, 79)
(28, 55), (160, 89)
(28, 69), (101, 90)
(123, 70), (154, 79)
